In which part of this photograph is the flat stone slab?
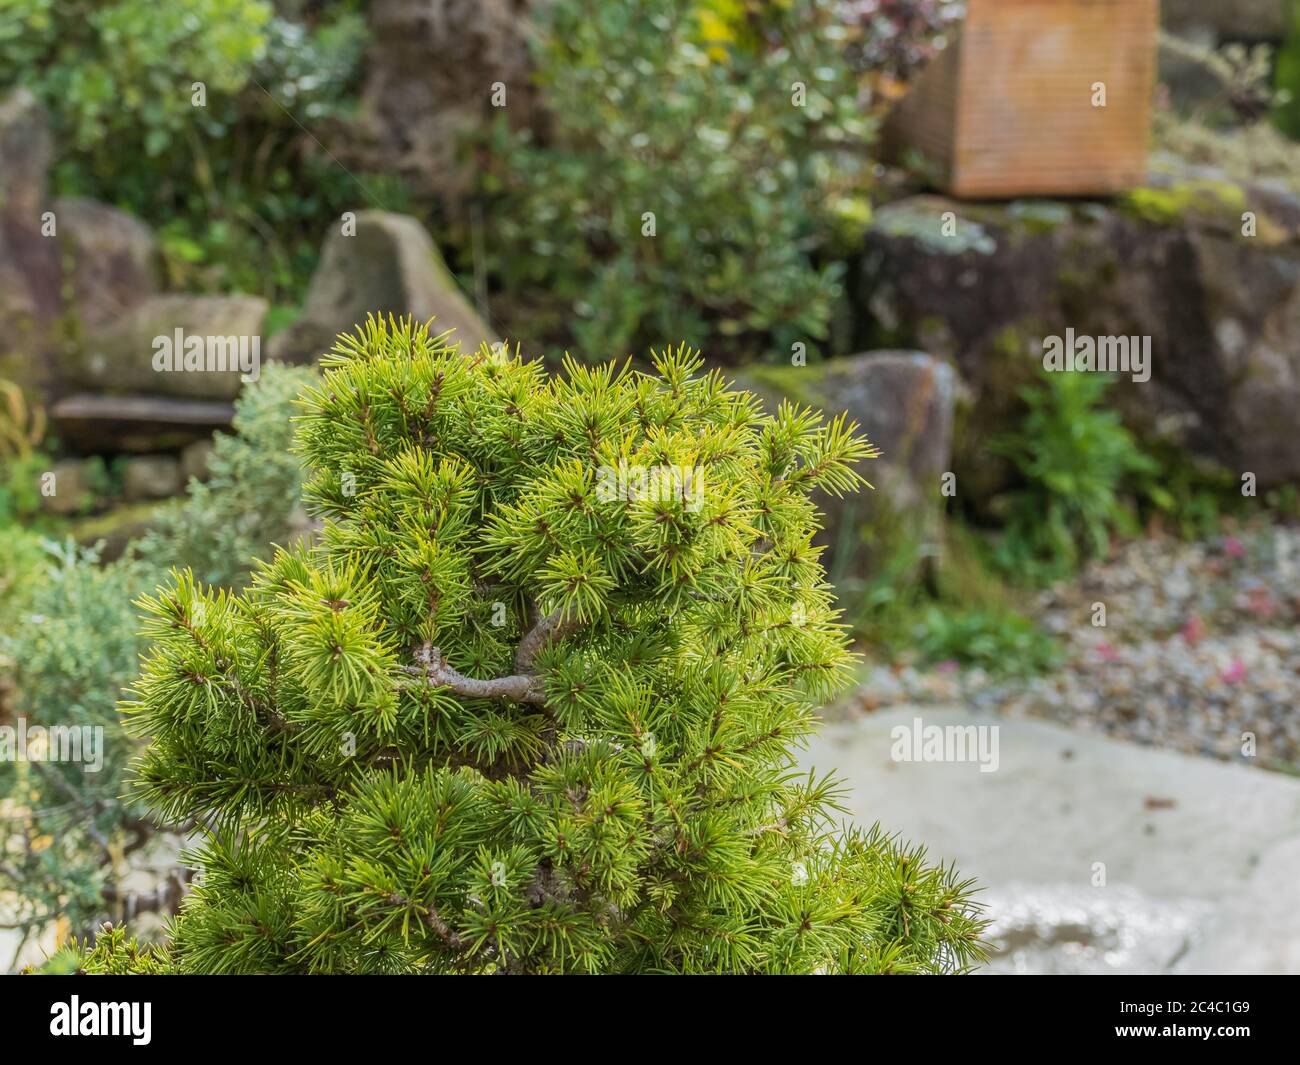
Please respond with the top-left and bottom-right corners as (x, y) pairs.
(51, 393), (233, 453)
(802, 706), (1300, 974)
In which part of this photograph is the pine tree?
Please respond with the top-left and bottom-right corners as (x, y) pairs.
(87, 317), (986, 974)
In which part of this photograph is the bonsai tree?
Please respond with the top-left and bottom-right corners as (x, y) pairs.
(83, 317), (985, 974)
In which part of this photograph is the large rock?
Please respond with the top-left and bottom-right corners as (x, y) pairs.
(0, 90), (61, 395)
(850, 178), (1300, 493)
(40, 459), (92, 516)
(77, 294), (269, 401)
(735, 352), (955, 585)
(121, 454), (182, 501)
(54, 197), (161, 331)
(349, 0), (538, 205)
(270, 211), (494, 363)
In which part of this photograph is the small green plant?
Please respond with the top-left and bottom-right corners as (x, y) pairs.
(83, 317), (985, 974)
(479, 0), (873, 360)
(0, 379), (53, 524)
(0, 378), (45, 460)
(1132, 440), (1244, 540)
(990, 373), (1156, 581)
(849, 518), (1059, 676)
(911, 605), (1059, 677)
(0, 524), (48, 616)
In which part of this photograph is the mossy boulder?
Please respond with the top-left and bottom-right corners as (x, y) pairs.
(269, 211), (495, 364)
(54, 196), (161, 332)
(0, 89), (61, 397)
(734, 351), (955, 586)
(851, 175), (1300, 491)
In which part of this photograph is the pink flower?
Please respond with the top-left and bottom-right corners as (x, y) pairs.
(1181, 615), (1206, 645)
(1221, 658), (1247, 685)
(934, 659), (959, 674)
(1095, 641), (1119, 663)
(1244, 587), (1276, 619)
(1224, 536), (1245, 559)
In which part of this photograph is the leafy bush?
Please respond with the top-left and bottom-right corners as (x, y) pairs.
(480, 0), (873, 361)
(92, 317), (985, 974)
(0, 367), (313, 963)
(0, 0), (269, 150)
(0, 543), (156, 950)
(989, 373), (1155, 581)
(139, 362), (316, 588)
(0, 1), (371, 301)
(0, 525), (48, 616)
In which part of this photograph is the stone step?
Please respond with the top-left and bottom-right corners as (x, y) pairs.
(50, 393), (233, 453)
(802, 705), (1300, 974)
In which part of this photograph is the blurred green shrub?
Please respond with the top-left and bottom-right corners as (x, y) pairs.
(910, 604), (1059, 677)
(850, 518), (1059, 676)
(0, 366), (313, 961)
(0, 525), (47, 615)
(0, 541), (154, 949)
(0, 378), (52, 524)
(1132, 439), (1244, 541)
(0, 1), (371, 301)
(989, 373), (1155, 581)
(479, 0), (874, 360)
(0, 0), (269, 149)
(1274, 1), (1300, 137)
(139, 362), (316, 588)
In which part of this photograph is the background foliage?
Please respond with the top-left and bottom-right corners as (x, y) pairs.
(0, 0), (371, 301)
(478, 0), (874, 361)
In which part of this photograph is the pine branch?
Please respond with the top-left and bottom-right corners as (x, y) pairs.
(514, 608), (582, 672)
(400, 644), (546, 705)
(399, 610), (581, 706)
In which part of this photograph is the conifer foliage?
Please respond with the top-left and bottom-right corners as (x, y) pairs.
(94, 317), (985, 974)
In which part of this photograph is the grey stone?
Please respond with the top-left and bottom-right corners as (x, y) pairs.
(852, 186), (1300, 492)
(122, 454), (182, 501)
(0, 90), (60, 396)
(40, 459), (90, 516)
(78, 294), (268, 401)
(180, 437), (215, 484)
(735, 351), (955, 583)
(50, 393), (234, 454)
(349, 0), (539, 204)
(54, 196), (161, 330)
(270, 211), (495, 364)
(803, 708), (1300, 974)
